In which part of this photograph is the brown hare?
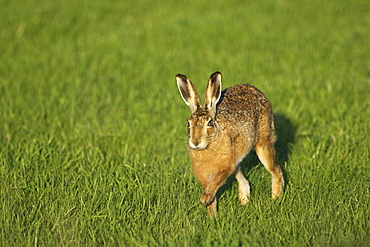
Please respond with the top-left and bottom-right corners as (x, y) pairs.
(176, 71), (284, 217)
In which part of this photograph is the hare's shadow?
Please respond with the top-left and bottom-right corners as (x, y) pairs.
(273, 113), (296, 183)
(218, 113), (296, 199)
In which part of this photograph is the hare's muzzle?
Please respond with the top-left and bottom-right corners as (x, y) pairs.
(189, 140), (208, 150)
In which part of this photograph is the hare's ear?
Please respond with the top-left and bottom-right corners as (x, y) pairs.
(176, 74), (201, 113)
(205, 71), (222, 116)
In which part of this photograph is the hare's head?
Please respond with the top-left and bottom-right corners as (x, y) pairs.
(176, 72), (222, 150)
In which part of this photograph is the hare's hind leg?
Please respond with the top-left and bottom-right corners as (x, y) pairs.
(234, 165), (250, 205)
(255, 142), (284, 199)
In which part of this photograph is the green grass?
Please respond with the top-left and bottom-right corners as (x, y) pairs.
(1, 0), (369, 246)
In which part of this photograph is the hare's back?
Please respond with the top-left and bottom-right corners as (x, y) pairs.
(216, 84), (270, 120)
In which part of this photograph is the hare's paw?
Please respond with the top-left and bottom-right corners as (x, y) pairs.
(200, 191), (215, 206)
(272, 172), (284, 199)
(238, 191), (250, 205)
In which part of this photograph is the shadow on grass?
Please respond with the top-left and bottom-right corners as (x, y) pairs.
(217, 113), (296, 202)
(274, 113), (296, 185)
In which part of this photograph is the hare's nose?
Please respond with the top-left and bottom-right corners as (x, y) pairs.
(189, 140), (207, 150)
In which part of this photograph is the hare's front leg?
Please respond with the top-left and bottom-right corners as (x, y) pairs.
(234, 165), (250, 205)
(200, 167), (235, 206)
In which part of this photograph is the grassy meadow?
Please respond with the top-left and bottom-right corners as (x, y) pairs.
(1, 0), (369, 246)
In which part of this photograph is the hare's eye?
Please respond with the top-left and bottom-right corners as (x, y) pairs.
(207, 119), (214, 127)
(187, 120), (191, 127)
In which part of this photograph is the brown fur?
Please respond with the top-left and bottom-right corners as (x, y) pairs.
(176, 72), (284, 217)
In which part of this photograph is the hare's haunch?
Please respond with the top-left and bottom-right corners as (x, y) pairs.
(176, 72), (284, 217)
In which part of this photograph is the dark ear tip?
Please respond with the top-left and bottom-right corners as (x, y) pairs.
(210, 71), (222, 81)
(176, 74), (188, 80)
